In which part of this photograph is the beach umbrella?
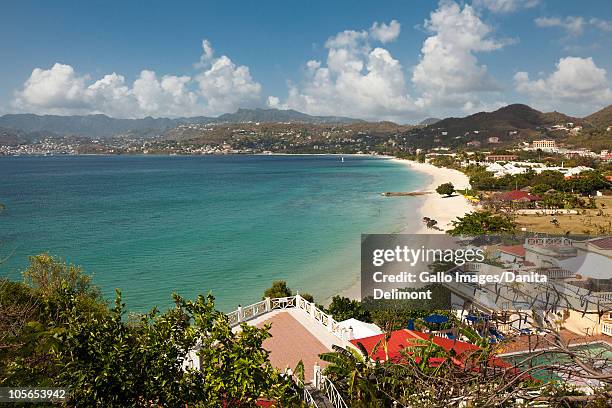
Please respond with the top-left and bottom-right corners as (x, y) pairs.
(424, 314), (449, 324)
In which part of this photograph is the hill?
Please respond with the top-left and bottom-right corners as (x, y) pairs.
(419, 117), (441, 126)
(431, 104), (577, 135)
(584, 104), (612, 128)
(0, 109), (362, 139)
(216, 108), (363, 124)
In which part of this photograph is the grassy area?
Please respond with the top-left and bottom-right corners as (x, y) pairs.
(514, 196), (612, 235)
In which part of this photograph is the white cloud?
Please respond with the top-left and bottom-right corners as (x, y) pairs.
(270, 2), (512, 122)
(369, 20), (401, 43)
(268, 21), (417, 122)
(535, 16), (612, 36)
(535, 16), (585, 36)
(412, 1), (511, 111)
(12, 40), (262, 118)
(195, 39), (215, 68)
(473, 0), (539, 14)
(514, 56), (612, 114)
(589, 18), (612, 32)
(13, 63), (89, 113)
(195, 55), (261, 115)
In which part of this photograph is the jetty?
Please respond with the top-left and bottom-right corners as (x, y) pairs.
(381, 191), (432, 197)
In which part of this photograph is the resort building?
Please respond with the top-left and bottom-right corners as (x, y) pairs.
(491, 190), (542, 207)
(532, 139), (556, 150)
(484, 162), (531, 177)
(485, 154), (517, 162)
(498, 245), (526, 263)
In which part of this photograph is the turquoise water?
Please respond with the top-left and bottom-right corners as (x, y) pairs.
(504, 343), (612, 381)
(0, 155), (427, 312)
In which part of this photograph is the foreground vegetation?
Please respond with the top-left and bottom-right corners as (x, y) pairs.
(2, 257), (611, 406)
(1, 254), (298, 407)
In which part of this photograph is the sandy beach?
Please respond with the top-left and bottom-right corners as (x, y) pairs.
(337, 159), (474, 301)
(393, 159), (473, 234)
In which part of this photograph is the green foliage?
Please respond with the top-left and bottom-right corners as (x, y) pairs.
(540, 191), (588, 209)
(22, 253), (100, 300)
(262, 280), (292, 299)
(326, 296), (371, 322)
(319, 344), (381, 404)
(363, 286), (454, 331)
(2, 255), (295, 406)
(299, 292), (314, 303)
(448, 210), (516, 236)
(469, 166), (611, 195)
(566, 170), (610, 195)
(436, 182), (455, 197)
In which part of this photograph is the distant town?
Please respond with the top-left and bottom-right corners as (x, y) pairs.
(1, 104), (610, 161)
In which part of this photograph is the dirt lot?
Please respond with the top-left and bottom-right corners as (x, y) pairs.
(515, 196), (612, 235)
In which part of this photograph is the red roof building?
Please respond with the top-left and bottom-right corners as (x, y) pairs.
(350, 329), (480, 363)
(494, 190), (541, 202)
(588, 236), (612, 251)
(350, 329), (514, 371)
(499, 245), (526, 258)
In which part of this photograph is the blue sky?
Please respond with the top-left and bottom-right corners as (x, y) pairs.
(1, 0), (611, 122)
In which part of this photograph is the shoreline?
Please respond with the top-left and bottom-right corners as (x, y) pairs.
(393, 159), (472, 234)
(336, 158), (473, 302)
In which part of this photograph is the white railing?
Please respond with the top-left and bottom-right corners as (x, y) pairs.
(314, 365), (348, 408)
(227, 294), (352, 341)
(292, 375), (318, 407)
(596, 292), (612, 302)
(538, 267), (574, 279)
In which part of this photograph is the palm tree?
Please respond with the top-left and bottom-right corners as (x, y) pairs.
(319, 343), (382, 405)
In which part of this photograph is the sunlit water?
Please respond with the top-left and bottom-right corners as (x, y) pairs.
(0, 154), (427, 312)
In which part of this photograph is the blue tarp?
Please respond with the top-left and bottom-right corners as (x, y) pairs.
(424, 314), (449, 324)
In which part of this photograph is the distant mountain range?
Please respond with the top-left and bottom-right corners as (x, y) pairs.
(0, 108), (363, 139)
(0, 104), (610, 144)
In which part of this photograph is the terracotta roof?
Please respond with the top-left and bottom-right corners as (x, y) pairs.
(499, 245), (526, 258)
(588, 236), (612, 250)
(256, 312), (329, 380)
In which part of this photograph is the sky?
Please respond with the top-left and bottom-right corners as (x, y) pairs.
(1, 0), (611, 123)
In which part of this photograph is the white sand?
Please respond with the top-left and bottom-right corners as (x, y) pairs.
(336, 159), (475, 302)
(392, 159), (473, 234)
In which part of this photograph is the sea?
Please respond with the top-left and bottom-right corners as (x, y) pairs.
(0, 154), (428, 312)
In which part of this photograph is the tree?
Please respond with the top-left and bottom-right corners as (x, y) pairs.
(326, 296), (371, 322)
(447, 211), (516, 236)
(22, 253), (100, 300)
(567, 171), (610, 195)
(436, 182), (455, 197)
(319, 344), (381, 404)
(262, 280), (292, 299)
(3, 255), (296, 406)
(300, 292), (314, 303)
